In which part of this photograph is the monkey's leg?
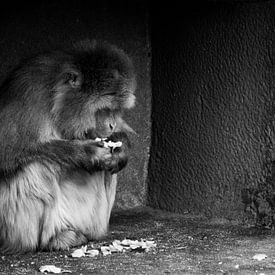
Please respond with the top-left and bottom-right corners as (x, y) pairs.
(0, 162), (57, 253)
(53, 170), (116, 242)
(46, 230), (88, 251)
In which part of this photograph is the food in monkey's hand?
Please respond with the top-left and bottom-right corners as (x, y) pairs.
(95, 137), (123, 152)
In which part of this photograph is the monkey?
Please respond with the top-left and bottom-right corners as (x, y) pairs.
(0, 39), (136, 253)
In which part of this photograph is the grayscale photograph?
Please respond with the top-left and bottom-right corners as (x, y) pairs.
(0, 0), (274, 274)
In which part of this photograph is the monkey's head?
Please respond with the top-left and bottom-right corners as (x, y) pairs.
(49, 40), (136, 140)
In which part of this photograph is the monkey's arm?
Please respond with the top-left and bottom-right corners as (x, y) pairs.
(0, 139), (112, 177)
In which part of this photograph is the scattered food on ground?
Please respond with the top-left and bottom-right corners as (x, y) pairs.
(70, 245), (87, 258)
(39, 265), (72, 274)
(70, 239), (157, 258)
(252, 253), (268, 261)
(85, 249), (100, 257)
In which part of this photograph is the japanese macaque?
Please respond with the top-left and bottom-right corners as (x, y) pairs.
(0, 40), (136, 253)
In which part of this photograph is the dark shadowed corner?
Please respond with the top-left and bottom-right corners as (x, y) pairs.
(148, 0), (275, 223)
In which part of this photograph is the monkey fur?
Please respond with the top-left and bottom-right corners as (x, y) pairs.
(0, 40), (136, 253)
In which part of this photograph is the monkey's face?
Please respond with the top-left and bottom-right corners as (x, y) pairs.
(74, 42), (136, 111)
(84, 109), (128, 140)
(51, 41), (136, 140)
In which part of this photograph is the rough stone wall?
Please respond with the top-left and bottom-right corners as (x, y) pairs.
(148, 1), (274, 220)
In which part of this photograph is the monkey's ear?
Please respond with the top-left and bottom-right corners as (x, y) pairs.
(65, 71), (82, 88)
(53, 70), (82, 93)
(56, 68), (82, 87)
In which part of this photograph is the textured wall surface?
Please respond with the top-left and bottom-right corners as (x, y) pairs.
(148, 2), (274, 219)
(0, 1), (151, 209)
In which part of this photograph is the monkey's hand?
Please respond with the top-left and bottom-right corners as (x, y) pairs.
(101, 145), (128, 174)
(84, 132), (130, 174)
(82, 140), (111, 172)
(102, 132), (130, 174)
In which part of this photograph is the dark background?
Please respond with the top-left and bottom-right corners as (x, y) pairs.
(0, 1), (274, 220)
(148, 1), (275, 220)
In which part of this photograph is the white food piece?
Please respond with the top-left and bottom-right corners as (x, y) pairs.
(101, 246), (112, 256)
(121, 239), (131, 246)
(111, 240), (124, 252)
(71, 245), (87, 258)
(85, 249), (99, 257)
(103, 141), (122, 149)
(119, 239), (156, 252)
(144, 240), (157, 250)
(39, 265), (72, 274)
(252, 253), (267, 261)
(130, 244), (140, 249)
(95, 137), (107, 142)
(102, 250), (112, 256)
(121, 239), (139, 246)
(94, 138), (122, 149)
(108, 245), (118, 252)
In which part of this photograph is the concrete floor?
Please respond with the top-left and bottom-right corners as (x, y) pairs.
(1, 207), (275, 274)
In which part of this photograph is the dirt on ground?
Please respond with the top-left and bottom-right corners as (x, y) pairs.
(1, 207), (275, 275)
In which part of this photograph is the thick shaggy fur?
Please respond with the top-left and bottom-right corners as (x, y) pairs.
(0, 40), (136, 253)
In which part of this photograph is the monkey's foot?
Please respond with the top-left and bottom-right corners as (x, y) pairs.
(46, 230), (88, 251)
